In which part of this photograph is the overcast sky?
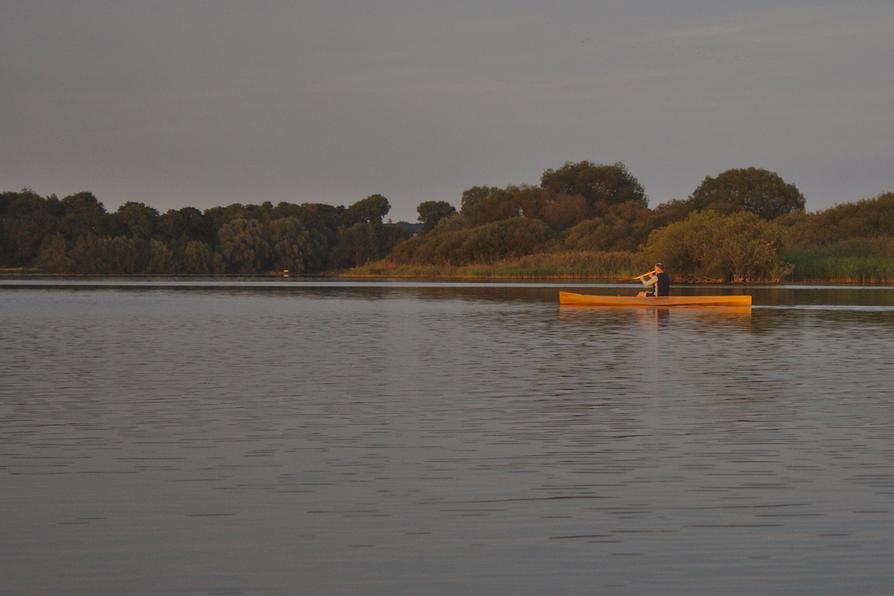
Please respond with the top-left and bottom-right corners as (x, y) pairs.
(2, 0), (893, 221)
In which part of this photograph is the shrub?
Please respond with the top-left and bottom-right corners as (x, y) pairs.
(388, 217), (552, 265)
(643, 211), (791, 282)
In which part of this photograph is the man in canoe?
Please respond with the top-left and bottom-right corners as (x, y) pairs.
(635, 263), (671, 297)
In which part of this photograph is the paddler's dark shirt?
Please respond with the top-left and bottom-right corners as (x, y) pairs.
(656, 272), (671, 296)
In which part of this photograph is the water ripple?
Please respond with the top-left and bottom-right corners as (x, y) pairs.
(2, 285), (894, 594)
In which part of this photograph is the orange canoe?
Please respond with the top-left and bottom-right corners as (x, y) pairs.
(559, 291), (752, 307)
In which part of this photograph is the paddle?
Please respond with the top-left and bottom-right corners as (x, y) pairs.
(632, 270), (656, 281)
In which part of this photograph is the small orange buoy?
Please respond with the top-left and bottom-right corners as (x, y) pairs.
(282, 269), (289, 278)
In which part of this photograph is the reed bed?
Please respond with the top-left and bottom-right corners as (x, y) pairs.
(345, 251), (645, 280)
(347, 250), (894, 284)
(784, 253), (894, 284)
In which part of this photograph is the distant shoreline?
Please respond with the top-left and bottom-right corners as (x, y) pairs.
(2, 269), (892, 286)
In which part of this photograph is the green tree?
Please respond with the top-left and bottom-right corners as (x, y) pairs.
(417, 200), (457, 233)
(286, 203), (345, 269)
(781, 192), (894, 246)
(458, 217), (551, 264)
(348, 194), (390, 224)
(1, 216), (38, 266)
(566, 218), (626, 251)
(68, 235), (103, 273)
(218, 218), (271, 273)
(158, 207), (214, 245)
(60, 192), (109, 239)
(335, 222), (378, 267)
(377, 223), (411, 257)
(648, 198), (699, 229)
(0, 189), (65, 266)
(542, 194), (590, 230)
(67, 234), (142, 274)
(114, 202), (158, 238)
(268, 217), (312, 273)
(565, 200), (652, 251)
(146, 239), (175, 273)
(35, 234), (72, 272)
(388, 217), (551, 265)
(204, 203), (253, 230)
(460, 186), (499, 215)
(690, 167), (805, 220)
(462, 187), (524, 226)
(643, 210), (791, 282)
(540, 161), (646, 214)
(180, 241), (214, 274)
(104, 236), (143, 273)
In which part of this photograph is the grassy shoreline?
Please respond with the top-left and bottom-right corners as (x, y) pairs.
(343, 251), (648, 282)
(5, 252), (894, 285)
(343, 252), (894, 285)
(782, 254), (894, 285)
(3, 273), (892, 285)
(340, 271), (894, 285)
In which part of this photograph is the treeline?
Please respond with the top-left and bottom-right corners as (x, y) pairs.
(385, 162), (894, 282)
(3, 160), (893, 281)
(0, 191), (414, 274)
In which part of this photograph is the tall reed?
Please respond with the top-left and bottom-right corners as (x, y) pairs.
(345, 251), (646, 280)
(784, 253), (894, 283)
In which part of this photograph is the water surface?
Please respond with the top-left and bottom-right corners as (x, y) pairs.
(2, 280), (894, 594)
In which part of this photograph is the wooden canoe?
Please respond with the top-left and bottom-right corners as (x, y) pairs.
(559, 291), (752, 307)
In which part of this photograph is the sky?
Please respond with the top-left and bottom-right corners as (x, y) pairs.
(2, 0), (893, 222)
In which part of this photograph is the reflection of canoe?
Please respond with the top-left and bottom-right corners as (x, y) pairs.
(559, 291), (752, 307)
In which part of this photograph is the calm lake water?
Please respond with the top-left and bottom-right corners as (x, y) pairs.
(2, 279), (894, 595)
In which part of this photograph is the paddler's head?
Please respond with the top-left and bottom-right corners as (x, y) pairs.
(654, 263), (664, 272)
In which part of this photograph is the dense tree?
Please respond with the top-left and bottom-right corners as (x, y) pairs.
(218, 218), (271, 273)
(338, 222), (405, 267)
(643, 211), (790, 282)
(542, 195), (590, 230)
(146, 239), (175, 273)
(462, 187), (524, 226)
(348, 194), (390, 224)
(781, 192), (894, 246)
(540, 161), (647, 214)
(105, 236), (144, 273)
(269, 217), (312, 273)
(180, 241), (215, 274)
(283, 203), (345, 268)
(158, 207), (214, 245)
(0, 188), (56, 218)
(563, 200), (652, 252)
(417, 200), (457, 233)
(376, 223), (411, 258)
(66, 235), (143, 274)
(60, 192), (109, 239)
(566, 218), (626, 252)
(2, 189), (351, 273)
(647, 198), (698, 229)
(204, 203), (252, 230)
(689, 167), (805, 220)
(114, 202), (159, 238)
(1, 160), (887, 282)
(460, 186), (499, 215)
(335, 222), (379, 267)
(67, 235), (102, 273)
(1, 215), (38, 266)
(389, 217), (551, 265)
(35, 234), (71, 272)
(513, 186), (553, 221)
(0, 189), (65, 265)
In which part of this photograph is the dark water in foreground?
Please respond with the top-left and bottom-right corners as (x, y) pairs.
(2, 280), (894, 595)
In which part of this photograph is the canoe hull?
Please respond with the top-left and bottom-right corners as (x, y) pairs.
(559, 291), (752, 307)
